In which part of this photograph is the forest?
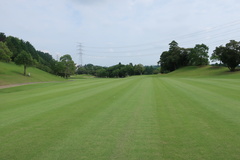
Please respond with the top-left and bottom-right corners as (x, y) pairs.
(158, 40), (240, 73)
(0, 32), (75, 78)
(0, 32), (159, 78)
(1, 32), (240, 78)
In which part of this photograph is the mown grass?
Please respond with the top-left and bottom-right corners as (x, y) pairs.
(69, 74), (95, 79)
(0, 62), (65, 85)
(166, 65), (240, 78)
(0, 68), (240, 159)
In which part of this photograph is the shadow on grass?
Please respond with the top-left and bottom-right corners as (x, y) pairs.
(12, 71), (23, 75)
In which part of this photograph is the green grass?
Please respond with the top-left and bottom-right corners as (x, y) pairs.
(166, 65), (240, 78)
(69, 74), (95, 79)
(0, 67), (240, 159)
(0, 62), (65, 85)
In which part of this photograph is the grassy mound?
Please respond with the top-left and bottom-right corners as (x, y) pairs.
(0, 62), (65, 86)
(165, 65), (240, 78)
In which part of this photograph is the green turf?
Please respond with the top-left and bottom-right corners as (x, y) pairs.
(0, 62), (65, 85)
(69, 74), (95, 79)
(0, 71), (240, 160)
(166, 65), (240, 78)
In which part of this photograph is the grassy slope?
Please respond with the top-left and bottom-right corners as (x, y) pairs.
(0, 69), (240, 160)
(166, 65), (240, 78)
(0, 62), (65, 85)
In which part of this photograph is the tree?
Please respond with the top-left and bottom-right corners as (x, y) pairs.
(159, 41), (182, 73)
(159, 41), (183, 73)
(0, 32), (7, 42)
(134, 64), (145, 75)
(52, 61), (65, 77)
(159, 41), (211, 73)
(189, 44), (209, 66)
(5, 36), (22, 61)
(125, 63), (134, 76)
(96, 68), (108, 77)
(211, 40), (240, 71)
(76, 65), (87, 74)
(60, 54), (76, 78)
(15, 51), (34, 76)
(0, 42), (13, 62)
(144, 66), (154, 74)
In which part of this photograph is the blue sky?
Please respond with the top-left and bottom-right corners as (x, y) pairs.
(1, 0), (240, 66)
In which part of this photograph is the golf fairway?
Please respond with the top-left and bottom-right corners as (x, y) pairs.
(0, 75), (240, 160)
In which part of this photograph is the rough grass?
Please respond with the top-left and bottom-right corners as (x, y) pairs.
(0, 62), (65, 85)
(0, 72), (240, 159)
(166, 65), (240, 78)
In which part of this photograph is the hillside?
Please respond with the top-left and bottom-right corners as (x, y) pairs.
(0, 62), (65, 86)
(164, 65), (240, 78)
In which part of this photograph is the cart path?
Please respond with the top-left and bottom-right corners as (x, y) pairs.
(0, 81), (63, 89)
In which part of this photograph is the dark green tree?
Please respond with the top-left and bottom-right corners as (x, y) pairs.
(60, 54), (76, 78)
(144, 66), (154, 74)
(15, 51), (34, 76)
(189, 44), (209, 66)
(134, 64), (145, 75)
(211, 40), (240, 71)
(125, 63), (134, 76)
(159, 41), (183, 73)
(76, 65), (87, 74)
(0, 42), (13, 62)
(5, 36), (22, 61)
(96, 68), (108, 77)
(0, 32), (7, 42)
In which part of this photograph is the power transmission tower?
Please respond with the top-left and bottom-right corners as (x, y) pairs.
(78, 43), (83, 66)
(56, 54), (59, 61)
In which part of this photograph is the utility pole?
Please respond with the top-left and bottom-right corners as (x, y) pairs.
(78, 43), (83, 66)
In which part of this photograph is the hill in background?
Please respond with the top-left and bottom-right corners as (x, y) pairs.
(164, 65), (240, 78)
(0, 62), (65, 86)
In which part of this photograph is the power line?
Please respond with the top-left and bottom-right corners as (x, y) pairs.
(82, 19), (240, 49)
(79, 18), (240, 60)
(82, 45), (164, 54)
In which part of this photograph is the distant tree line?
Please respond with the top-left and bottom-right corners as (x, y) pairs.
(159, 40), (240, 73)
(76, 63), (160, 78)
(0, 32), (75, 78)
(158, 40), (209, 73)
(210, 40), (240, 71)
(2, 32), (239, 78)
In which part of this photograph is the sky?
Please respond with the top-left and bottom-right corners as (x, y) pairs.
(1, 0), (240, 66)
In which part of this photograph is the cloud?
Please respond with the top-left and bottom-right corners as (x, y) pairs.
(1, 0), (240, 66)
(71, 0), (109, 5)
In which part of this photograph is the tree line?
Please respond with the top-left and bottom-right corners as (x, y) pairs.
(158, 40), (209, 73)
(1, 32), (240, 79)
(76, 63), (160, 78)
(159, 40), (240, 73)
(0, 32), (75, 78)
(0, 32), (160, 79)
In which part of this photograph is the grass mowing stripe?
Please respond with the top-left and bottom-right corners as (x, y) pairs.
(178, 78), (240, 98)
(165, 78), (240, 124)
(0, 75), (240, 160)
(0, 77), (138, 160)
(0, 78), (117, 106)
(152, 77), (240, 159)
(35, 76), (163, 160)
(34, 77), (143, 160)
(0, 78), (134, 128)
